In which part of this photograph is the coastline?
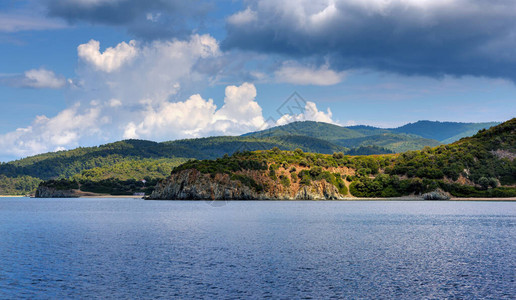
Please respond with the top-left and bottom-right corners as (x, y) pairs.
(2, 194), (515, 201)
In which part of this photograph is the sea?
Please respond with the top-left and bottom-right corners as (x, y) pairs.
(0, 198), (515, 299)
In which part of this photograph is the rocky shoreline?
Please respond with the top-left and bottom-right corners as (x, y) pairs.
(148, 169), (345, 200)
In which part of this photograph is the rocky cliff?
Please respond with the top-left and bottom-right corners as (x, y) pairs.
(35, 186), (78, 198)
(148, 169), (347, 200)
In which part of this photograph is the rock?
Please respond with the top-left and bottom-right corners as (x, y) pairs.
(149, 169), (346, 200)
(35, 186), (78, 198)
(422, 189), (450, 200)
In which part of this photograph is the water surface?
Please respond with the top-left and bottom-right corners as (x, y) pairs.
(1, 198), (515, 299)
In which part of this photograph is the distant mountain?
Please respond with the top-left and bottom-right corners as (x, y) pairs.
(245, 121), (441, 152)
(244, 121), (363, 140)
(334, 133), (441, 153)
(245, 120), (499, 151)
(392, 120), (499, 142)
(343, 125), (391, 136)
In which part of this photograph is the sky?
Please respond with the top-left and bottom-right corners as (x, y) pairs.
(0, 0), (515, 162)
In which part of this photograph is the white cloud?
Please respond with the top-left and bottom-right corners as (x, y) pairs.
(227, 8), (257, 25)
(0, 34), (224, 159)
(75, 34), (220, 105)
(21, 68), (67, 89)
(108, 99), (122, 107)
(0, 68), (67, 89)
(0, 104), (104, 158)
(124, 94), (217, 139)
(276, 101), (335, 125)
(275, 62), (345, 86)
(124, 82), (265, 139)
(0, 33), (340, 160)
(212, 83), (265, 132)
(78, 39), (138, 72)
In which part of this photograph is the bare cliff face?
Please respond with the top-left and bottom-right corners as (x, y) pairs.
(148, 169), (346, 200)
(35, 186), (78, 198)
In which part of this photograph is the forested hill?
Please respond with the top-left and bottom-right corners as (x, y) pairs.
(392, 120), (500, 143)
(0, 136), (348, 181)
(243, 120), (498, 152)
(149, 118), (516, 200)
(0, 119), (504, 195)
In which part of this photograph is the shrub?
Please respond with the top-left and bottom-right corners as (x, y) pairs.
(279, 175), (291, 187)
(333, 152), (345, 159)
(269, 169), (277, 180)
(309, 166), (323, 178)
(290, 172), (298, 182)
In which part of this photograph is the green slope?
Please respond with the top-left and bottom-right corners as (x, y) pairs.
(245, 120), (500, 150)
(333, 133), (441, 153)
(393, 120), (499, 142)
(0, 135), (350, 195)
(243, 121), (364, 140)
(164, 117), (516, 198)
(244, 121), (441, 152)
(1, 119), (506, 195)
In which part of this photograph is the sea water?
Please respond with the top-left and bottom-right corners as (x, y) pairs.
(0, 198), (515, 299)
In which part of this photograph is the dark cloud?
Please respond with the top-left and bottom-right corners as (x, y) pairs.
(223, 0), (516, 80)
(45, 0), (212, 39)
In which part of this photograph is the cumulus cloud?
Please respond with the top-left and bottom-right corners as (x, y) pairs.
(0, 33), (338, 160)
(276, 101), (335, 125)
(78, 39), (138, 72)
(75, 34), (220, 105)
(0, 34), (223, 159)
(224, 0), (516, 81)
(227, 8), (257, 25)
(22, 68), (67, 89)
(123, 82), (265, 139)
(0, 68), (67, 89)
(0, 104), (104, 159)
(123, 82), (337, 140)
(275, 62), (345, 86)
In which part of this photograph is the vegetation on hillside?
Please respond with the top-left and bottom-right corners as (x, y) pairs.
(335, 133), (441, 153)
(3, 119), (509, 196)
(166, 118), (516, 198)
(0, 175), (42, 195)
(244, 121), (441, 152)
(393, 120), (499, 142)
(34, 158), (189, 196)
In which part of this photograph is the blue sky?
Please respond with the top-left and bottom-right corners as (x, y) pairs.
(0, 0), (515, 162)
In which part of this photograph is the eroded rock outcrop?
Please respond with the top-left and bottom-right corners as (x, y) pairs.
(35, 186), (78, 198)
(148, 169), (347, 200)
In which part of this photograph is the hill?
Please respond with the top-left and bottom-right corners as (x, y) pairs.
(245, 121), (441, 152)
(2, 119), (503, 195)
(244, 121), (363, 140)
(333, 133), (441, 153)
(1, 135), (351, 195)
(245, 120), (499, 151)
(392, 120), (499, 142)
(145, 118), (516, 200)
